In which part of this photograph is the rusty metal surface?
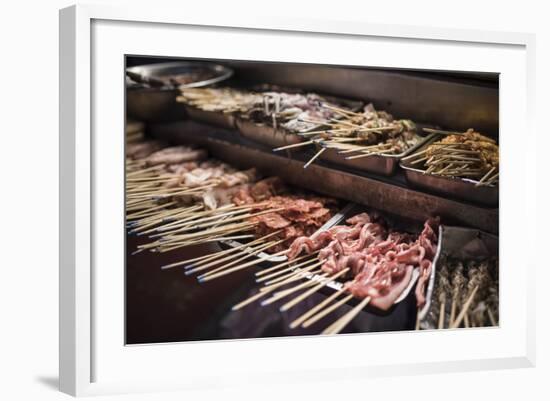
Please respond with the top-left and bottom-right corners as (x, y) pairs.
(126, 88), (186, 122)
(236, 118), (303, 149)
(150, 121), (498, 234)
(184, 105), (237, 130)
(227, 61), (498, 137)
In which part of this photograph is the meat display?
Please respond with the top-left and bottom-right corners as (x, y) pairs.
(124, 60), (500, 341)
(286, 212), (440, 310)
(421, 257), (499, 329)
(404, 128), (499, 185)
(176, 87), (352, 133)
(126, 138), (340, 255)
(231, 184), (337, 253)
(177, 87), (263, 113)
(312, 103), (422, 157)
(240, 91), (345, 133)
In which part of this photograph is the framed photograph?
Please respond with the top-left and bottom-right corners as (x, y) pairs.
(59, 3), (536, 396)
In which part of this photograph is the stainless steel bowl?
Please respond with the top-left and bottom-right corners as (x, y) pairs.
(126, 61), (233, 122)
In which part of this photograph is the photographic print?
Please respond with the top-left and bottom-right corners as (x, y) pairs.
(125, 57), (499, 344)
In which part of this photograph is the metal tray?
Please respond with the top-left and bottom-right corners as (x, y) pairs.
(418, 225), (498, 324)
(126, 62), (233, 122)
(318, 132), (438, 176)
(183, 105), (237, 130)
(235, 96), (363, 150)
(219, 202), (357, 264)
(399, 136), (499, 206)
(235, 118), (303, 149)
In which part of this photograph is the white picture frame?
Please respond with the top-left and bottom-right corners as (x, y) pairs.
(59, 3), (536, 397)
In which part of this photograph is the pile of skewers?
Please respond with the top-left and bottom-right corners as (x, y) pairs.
(420, 257), (499, 329)
(126, 136), (341, 269)
(147, 179), (339, 270)
(402, 128), (499, 186)
(176, 87), (353, 133)
(127, 139), (271, 251)
(273, 103), (422, 168)
(229, 211), (440, 335)
(176, 87), (263, 114)
(239, 91), (345, 133)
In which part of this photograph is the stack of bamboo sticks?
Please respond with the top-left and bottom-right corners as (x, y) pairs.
(273, 103), (421, 167)
(402, 128), (499, 186)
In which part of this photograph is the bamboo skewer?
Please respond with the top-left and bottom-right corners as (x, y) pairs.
(232, 290), (272, 311)
(156, 229), (259, 252)
(137, 221), (257, 252)
(162, 250), (228, 270)
(127, 204), (179, 221)
(157, 226), (259, 250)
(322, 104), (364, 118)
(129, 205), (203, 229)
(422, 128), (466, 136)
(255, 253), (314, 277)
(450, 285), (479, 329)
(185, 233), (282, 271)
(450, 298), (457, 326)
(302, 294), (354, 328)
(261, 263), (321, 286)
(289, 288), (345, 329)
(231, 258), (317, 310)
(155, 203), (269, 232)
(189, 240), (284, 277)
(345, 149), (396, 160)
(303, 147), (326, 169)
(322, 296), (372, 335)
(149, 204), (241, 232)
(132, 206), (208, 235)
(155, 207), (285, 236)
(126, 201), (178, 219)
(438, 295), (447, 329)
(299, 128), (352, 137)
(261, 270), (328, 306)
(475, 167), (496, 187)
(255, 256), (319, 283)
(273, 140), (314, 152)
(259, 264), (321, 292)
(158, 221), (256, 242)
(198, 247), (287, 282)
(279, 268), (350, 312)
(182, 242), (271, 275)
(401, 149), (427, 161)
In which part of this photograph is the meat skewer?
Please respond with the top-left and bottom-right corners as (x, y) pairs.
(280, 213), (439, 333)
(231, 257), (320, 311)
(190, 240), (285, 277)
(404, 128), (499, 184)
(419, 257), (498, 330)
(322, 296), (372, 335)
(279, 268), (350, 312)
